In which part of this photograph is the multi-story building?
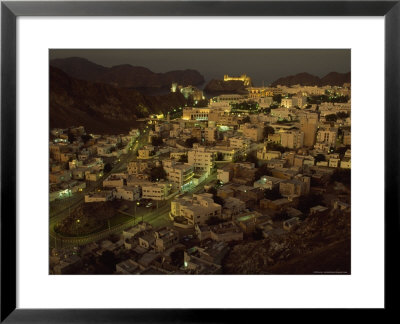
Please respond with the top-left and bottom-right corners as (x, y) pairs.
(138, 146), (154, 159)
(188, 144), (215, 175)
(154, 227), (179, 252)
(299, 114), (319, 147)
(141, 183), (170, 201)
(229, 136), (251, 150)
(281, 98), (293, 108)
(162, 159), (194, 191)
(204, 127), (217, 143)
(127, 161), (152, 175)
(280, 130), (304, 149)
(114, 186), (141, 201)
(343, 130), (351, 146)
(316, 127), (338, 147)
(103, 173), (126, 188)
(241, 124), (264, 142)
(170, 193), (222, 226)
(182, 107), (210, 121)
(292, 95), (308, 108)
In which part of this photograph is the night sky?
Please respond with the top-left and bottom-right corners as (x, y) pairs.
(50, 49), (350, 86)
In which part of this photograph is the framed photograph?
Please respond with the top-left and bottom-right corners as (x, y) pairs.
(1, 0), (398, 322)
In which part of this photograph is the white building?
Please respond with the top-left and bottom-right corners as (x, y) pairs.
(170, 193), (222, 226)
(182, 107), (210, 121)
(114, 186), (141, 201)
(188, 144), (215, 175)
(162, 159), (194, 191)
(281, 98), (293, 108)
(141, 183), (170, 201)
(229, 136), (251, 150)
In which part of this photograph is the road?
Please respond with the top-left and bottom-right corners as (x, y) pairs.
(50, 169), (217, 248)
(49, 129), (149, 248)
(49, 124), (218, 248)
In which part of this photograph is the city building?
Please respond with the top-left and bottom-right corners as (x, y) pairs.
(280, 130), (304, 149)
(170, 193), (222, 226)
(141, 183), (170, 201)
(188, 144), (215, 175)
(162, 159), (194, 191)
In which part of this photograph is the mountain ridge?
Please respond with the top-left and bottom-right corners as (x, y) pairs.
(50, 57), (205, 88)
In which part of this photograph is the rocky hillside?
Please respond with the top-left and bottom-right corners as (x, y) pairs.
(223, 209), (351, 274)
(50, 57), (205, 88)
(271, 72), (350, 87)
(204, 79), (248, 94)
(50, 66), (187, 134)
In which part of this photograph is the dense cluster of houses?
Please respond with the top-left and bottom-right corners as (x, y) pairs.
(50, 79), (351, 274)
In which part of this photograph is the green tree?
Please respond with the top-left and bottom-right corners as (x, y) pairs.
(325, 114), (338, 122)
(103, 163), (112, 173)
(337, 111), (350, 119)
(149, 166), (167, 182)
(241, 116), (251, 124)
(245, 152), (258, 164)
(255, 164), (272, 180)
(266, 142), (285, 153)
(273, 94), (282, 104)
(263, 125), (275, 138)
(151, 136), (164, 147)
(315, 154), (326, 163)
(216, 152), (224, 161)
(185, 137), (199, 148)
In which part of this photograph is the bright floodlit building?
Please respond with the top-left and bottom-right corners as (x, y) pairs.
(170, 193), (222, 226)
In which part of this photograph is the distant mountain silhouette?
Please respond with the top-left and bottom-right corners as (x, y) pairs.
(50, 66), (186, 134)
(271, 72), (350, 87)
(50, 57), (205, 88)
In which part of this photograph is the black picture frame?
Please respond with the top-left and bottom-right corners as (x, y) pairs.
(1, 0), (399, 322)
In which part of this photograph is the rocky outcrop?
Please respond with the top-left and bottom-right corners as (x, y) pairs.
(223, 209), (350, 274)
(50, 66), (186, 134)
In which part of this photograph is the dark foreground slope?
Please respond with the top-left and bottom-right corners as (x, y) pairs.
(223, 209), (351, 274)
(50, 66), (186, 134)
